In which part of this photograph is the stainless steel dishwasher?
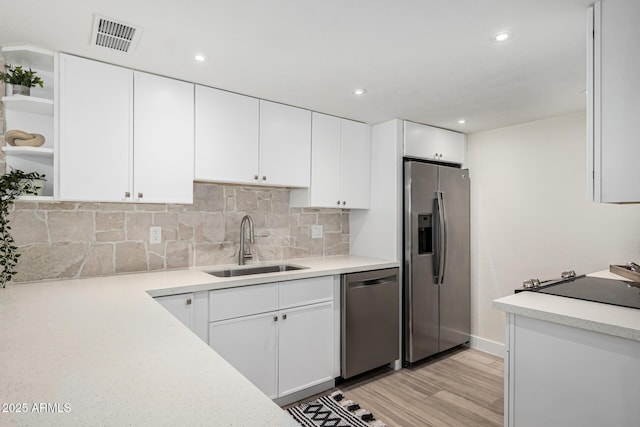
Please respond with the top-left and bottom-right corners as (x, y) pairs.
(341, 268), (399, 379)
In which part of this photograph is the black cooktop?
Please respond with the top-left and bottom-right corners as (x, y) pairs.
(518, 276), (640, 310)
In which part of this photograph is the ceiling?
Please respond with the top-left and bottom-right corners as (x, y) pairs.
(0, 0), (594, 133)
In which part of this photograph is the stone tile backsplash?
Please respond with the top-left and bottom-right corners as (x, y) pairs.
(8, 183), (349, 282)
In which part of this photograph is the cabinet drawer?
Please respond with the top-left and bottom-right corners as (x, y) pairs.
(279, 276), (333, 309)
(210, 283), (278, 321)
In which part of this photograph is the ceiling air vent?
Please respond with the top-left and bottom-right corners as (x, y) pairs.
(91, 15), (142, 53)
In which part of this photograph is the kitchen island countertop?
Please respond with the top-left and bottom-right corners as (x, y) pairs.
(0, 255), (398, 426)
(493, 270), (640, 342)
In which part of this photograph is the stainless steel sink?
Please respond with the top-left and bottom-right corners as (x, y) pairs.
(206, 264), (307, 278)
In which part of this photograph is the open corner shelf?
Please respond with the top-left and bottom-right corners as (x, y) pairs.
(2, 145), (54, 159)
(1, 95), (54, 115)
(1, 45), (54, 72)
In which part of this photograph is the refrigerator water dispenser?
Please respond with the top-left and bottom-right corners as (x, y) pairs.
(418, 214), (433, 254)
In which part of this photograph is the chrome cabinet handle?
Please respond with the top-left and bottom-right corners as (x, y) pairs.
(262, 176), (267, 181)
(337, 200), (341, 205)
(342, 201), (346, 206)
(138, 192), (143, 199)
(282, 314), (287, 320)
(273, 316), (278, 322)
(186, 298), (192, 305)
(254, 175), (259, 180)
(125, 191), (131, 198)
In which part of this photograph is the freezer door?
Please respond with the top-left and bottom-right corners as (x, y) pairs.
(438, 166), (470, 352)
(404, 161), (439, 363)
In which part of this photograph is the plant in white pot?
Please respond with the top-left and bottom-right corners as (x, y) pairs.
(0, 169), (45, 287)
(0, 64), (44, 96)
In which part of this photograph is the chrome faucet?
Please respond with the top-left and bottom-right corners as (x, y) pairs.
(238, 214), (255, 265)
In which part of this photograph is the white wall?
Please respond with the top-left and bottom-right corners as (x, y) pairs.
(468, 112), (640, 345)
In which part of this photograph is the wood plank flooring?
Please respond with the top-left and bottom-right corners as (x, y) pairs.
(287, 348), (504, 427)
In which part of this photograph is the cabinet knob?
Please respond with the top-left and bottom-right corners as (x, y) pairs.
(337, 201), (341, 205)
(138, 192), (143, 199)
(125, 191), (131, 198)
(254, 175), (259, 180)
(342, 201), (346, 206)
(282, 314), (287, 320)
(273, 316), (278, 322)
(262, 176), (267, 181)
(186, 298), (192, 305)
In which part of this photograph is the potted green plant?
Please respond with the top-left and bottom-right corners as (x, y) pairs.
(0, 64), (45, 96)
(0, 169), (45, 287)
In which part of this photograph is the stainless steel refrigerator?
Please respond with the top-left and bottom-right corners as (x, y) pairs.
(403, 160), (470, 364)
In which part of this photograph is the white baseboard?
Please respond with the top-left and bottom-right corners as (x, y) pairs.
(470, 335), (505, 358)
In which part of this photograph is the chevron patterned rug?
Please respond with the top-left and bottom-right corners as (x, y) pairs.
(287, 390), (389, 427)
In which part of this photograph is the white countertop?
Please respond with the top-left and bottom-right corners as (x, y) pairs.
(0, 255), (398, 426)
(493, 270), (640, 342)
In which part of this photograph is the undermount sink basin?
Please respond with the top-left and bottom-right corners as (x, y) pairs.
(206, 264), (308, 278)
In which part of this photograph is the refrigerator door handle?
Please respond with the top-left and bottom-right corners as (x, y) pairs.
(433, 193), (440, 283)
(440, 191), (448, 285)
(435, 191), (446, 285)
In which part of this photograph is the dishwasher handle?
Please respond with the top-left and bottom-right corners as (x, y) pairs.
(347, 277), (397, 290)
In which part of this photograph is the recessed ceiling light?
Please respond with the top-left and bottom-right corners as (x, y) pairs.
(352, 88), (367, 96)
(457, 119), (467, 124)
(194, 54), (206, 62)
(492, 31), (514, 43)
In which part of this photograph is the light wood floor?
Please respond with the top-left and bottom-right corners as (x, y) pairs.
(288, 347), (504, 427)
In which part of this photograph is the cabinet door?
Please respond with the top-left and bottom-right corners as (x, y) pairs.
(134, 72), (194, 204)
(195, 86), (259, 185)
(404, 121), (439, 161)
(403, 121), (465, 164)
(340, 119), (370, 209)
(209, 312), (278, 398)
(58, 54), (132, 202)
(278, 302), (334, 397)
(437, 131), (465, 164)
(596, 0), (640, 202)
(259, 100), (311, 187)
(310, 112), (341, 207)
(155, 293), (194, 329)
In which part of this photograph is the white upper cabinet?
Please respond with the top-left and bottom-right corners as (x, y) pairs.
(339, 118), (370, 209)
(589, 0), (640, 203)
(59, 54), (133, 202)
(134, 71), (194, 204)
(290, 113), (370, 209)
(195, 95), (311, 187)
(58, 55), (194, 203)
(403, 120), (466, 165)
(194, 86), (259, 185)
(259, 100), (311, 187)
(301, 112), (341, 207)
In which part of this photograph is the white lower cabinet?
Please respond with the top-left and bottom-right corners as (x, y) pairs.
(154, 292), (208, 343)
(278, 302), (333, 397)
(208, 276), (336, 402)
(209, 312), (279, 398)
(504, 313), (640, 427)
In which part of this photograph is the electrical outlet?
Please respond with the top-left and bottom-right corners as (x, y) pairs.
(311, 225), (323, 239)
(149, 226), (162, 244)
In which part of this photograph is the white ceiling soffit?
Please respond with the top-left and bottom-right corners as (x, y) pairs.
(91, 15), (142, 53)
